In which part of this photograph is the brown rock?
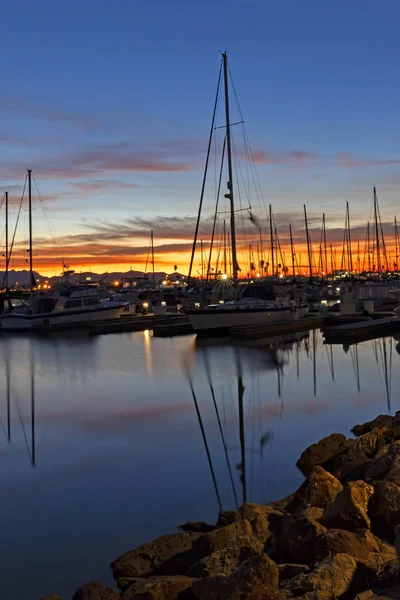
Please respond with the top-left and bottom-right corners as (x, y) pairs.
(179, 521), (214, 533)
(396, 524), (400, 561)
(111, 531), (202, 590)
(365, 441), (400, 482)
(315, 528), (396, 571)
(385, 467), (400, 484)
(72, 582), (118, 600)
(192, 553), (279, 599)
(296, 433), (348, 476)
(322, 480), (374, 531)
(237, 502), (283, 543)
(352, 415), (394, 436)
(301, 506), (324, 521)
(350, 428), (387, 459)
(268, 492), (296, 512)
(121, 576), (195, 599)
(281, 553), (358, 598)
(274, 512), (326, 564)
(370, 481), (400, 542)
(197, 519), (254, 555)
(287, 466), (343, 511)
(376, 444), (390, 459)
(215, 510), (238, 528)
(189, 537), (263, 578)
(278, 563), (310, 581)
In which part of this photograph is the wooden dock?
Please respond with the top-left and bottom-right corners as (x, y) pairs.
(230, 315), (327, 341)
(89, 314), (189, 335)
(322, 315), (400, 344)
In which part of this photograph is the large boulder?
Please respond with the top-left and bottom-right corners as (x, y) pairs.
(215, 511), (238, 528)
(286, 466), (343, 511)
(197, 519), (254, 555)
(322, 480), (374, 531)
(315, 528), (396, 572)
(111, 531), (203, 590)
(365, 441), (400, 482)
(121, 576), (195, 599)
(352, 415), (394, 436)
(179, 521), (214, 533)
(192, 553), (280, 599)
(238, 503), (283, 543)
(72, 582), (118, 600)
(281, 553), (358, 599)
(296, 433), (348, 476)
(189, 537), (263, 578)
(273, 512), (326, 564)
(369, 481), (400, 542)
(278, 563), (310, 582)
(350, 428), (387, 460)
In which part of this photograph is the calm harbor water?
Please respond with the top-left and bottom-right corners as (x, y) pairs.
(0, 329), (398, 599)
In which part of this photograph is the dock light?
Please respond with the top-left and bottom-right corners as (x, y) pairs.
(162, 280), (167, 285)
(195, 302), (200, 308)
(256, 273), (261, 278)
(143, 302), (149, 309)
(161, 301), (166, 307)
(221, 273), (228, 280)
(219, 300), (224, 304)
(114, 281), (119, 286)
(321, 300), (328, 305)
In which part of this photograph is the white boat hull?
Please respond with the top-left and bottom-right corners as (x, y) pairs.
(187, 305), (308, 334)
(1, 304), (125, 331)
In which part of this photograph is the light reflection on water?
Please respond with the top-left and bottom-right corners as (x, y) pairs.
(0, 330), (398, 599)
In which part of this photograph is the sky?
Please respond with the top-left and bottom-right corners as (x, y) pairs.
(1, 0), (400, 276)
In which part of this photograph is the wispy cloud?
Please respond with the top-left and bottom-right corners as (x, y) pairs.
(337, 152), (400, 168)
(250, 149), (315, 165)
(71, 179), (139, 193)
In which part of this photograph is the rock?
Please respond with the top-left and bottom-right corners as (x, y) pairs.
(268, 492), (296, 512)
(179, 521), (214, 533)
(296, 433), (348, 476)
(273, 512), (326, 564)
(72, 582), (118, 600)
(301, 506), (324, 521)
(189, 537), (263, 578)
(352, 415), (394, 436)
(322, 480), (374, 531)
(121, 576), (195, 599)
(281, 553), (358, 598)
(315, 528), (396, 571)
(111, 531), (203, 590)
(278, 563), (310, 581)
(370, 481), (400, 542)
(350, 428), (387, 459)
(365, 441), (400, 482)
(197, 519), (254, 555)
(192, 553), (280, 599)
(215, 510), (238, 528)
(286, 466), (343, 511)
(238, 503), (283, 543)
(376, 444), (390, 459)
(396, 524), (400, 561)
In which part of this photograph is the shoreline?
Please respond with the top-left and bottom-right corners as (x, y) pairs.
(42, 412), (400, 599)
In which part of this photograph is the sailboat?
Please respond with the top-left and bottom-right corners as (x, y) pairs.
(1, 170), (126, 331)
(185, 53), (308, 335)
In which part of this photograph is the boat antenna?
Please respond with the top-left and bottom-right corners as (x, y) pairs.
(5, 191), (8, 288)
(28, 169), (34, 296)
(289, 224), (296, 278)
(187, 62), (222, 287)
(373, 187), (381, 276)
(222, 52), (239, 280)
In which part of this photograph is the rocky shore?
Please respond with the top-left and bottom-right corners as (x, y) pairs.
(42, 412), (400, 599)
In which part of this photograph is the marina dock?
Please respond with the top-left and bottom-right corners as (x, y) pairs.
(322, 315), (400, 344)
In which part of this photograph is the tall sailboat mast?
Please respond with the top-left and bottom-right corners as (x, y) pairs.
(367, 221), (371, 273)
(322, 213), (328, 276)
(304, 205), (313, 280)
(5, 191), (9, 288)
(289, 223), (295, 277)
(269, 204), (275, 276)
(222, 52), (238, 280)
(395, 216), (399, 271)
(28, 169), (34, 296)
(373, 187), (381, 275)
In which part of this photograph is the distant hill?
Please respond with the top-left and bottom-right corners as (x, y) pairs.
(0, 269), (186, 287)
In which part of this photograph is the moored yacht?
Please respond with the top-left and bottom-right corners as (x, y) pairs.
(1, 285), (126, 331)
(186, 283), (308, 334)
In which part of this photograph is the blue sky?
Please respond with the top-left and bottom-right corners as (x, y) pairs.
(1, 0), (400, 273)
